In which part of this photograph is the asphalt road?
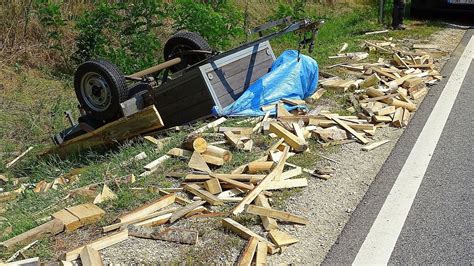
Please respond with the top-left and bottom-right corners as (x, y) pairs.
(324, 29), (474, 264)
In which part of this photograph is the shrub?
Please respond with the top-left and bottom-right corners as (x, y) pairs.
(73, 1), (165, 74)
(167, 0), (244, 50)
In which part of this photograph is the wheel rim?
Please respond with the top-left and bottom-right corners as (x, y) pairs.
(80, 72), (112, 112)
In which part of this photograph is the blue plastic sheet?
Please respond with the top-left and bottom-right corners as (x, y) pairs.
(213, 50), (319, 117)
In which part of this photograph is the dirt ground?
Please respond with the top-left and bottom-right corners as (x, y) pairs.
(91, 28), (467, 265)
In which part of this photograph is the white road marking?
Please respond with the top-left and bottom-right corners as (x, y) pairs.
(353, 36), (474, 265)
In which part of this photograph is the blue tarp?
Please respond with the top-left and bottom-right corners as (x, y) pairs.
(213, 50), (319, 117)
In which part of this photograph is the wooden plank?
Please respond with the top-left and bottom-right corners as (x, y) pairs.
(265, 178), (308, 190)
(345, 123), (376, 131)
(268, 229), (298, 247)
(305, 88), (326, 103)
(244, 204), (309, 225)
(201, 154), (225, 166)
(185, 174), (265, 183)
(43, 106), (164, 157)
(80, 245), (103, 266)
(191, 117), (227, 134)
(330, 117), (369, 144)
(0, 219), (64, 251)
(232, 146), (289, 215)
(102, 208), (178, 232)
(203, 178), (222, 194)
(61, 230), (128, 261)
(237, 237), (258, 266)
(373, 115), (392, 123)
(221, 218), (278, 254)
(167, 148), (192, 158)
(184, 184), (223, 205)
(224, 131), (245, 149)
(51, 209), (81, 232)
(392, 107), (404, 128)
(144, 155), (171, 171)
(280, 98), (306, 106)
(6, 146), (33, 169)
(4, 257), (39, 266)
(402, 108), (411, 127)
(375, 106), (396, 116)
(255, 241), (268, 265)
(133, 213), (172, 227)
(255, 194), (278, 231)
(218, 127), (254, 135)
(169, 201), (206, 224)
(118, 194), (175, 223)
(362, 140), (391, 151)
(188, 151), (212, 174)
(65, 204), (105, 226)
(269, 123), (307, 152)
(213, 174), (254, 191)
(280, 167), (303, 180)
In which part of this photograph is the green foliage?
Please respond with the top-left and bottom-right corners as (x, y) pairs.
(272, 0), (308, 21)
(73, 1), (164, 74)
(33, 0), (71, 71)
(167, 0), (244, 49)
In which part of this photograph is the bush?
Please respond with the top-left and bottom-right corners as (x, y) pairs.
(73, 1), (164, 74)
(167, 0), (244, 50)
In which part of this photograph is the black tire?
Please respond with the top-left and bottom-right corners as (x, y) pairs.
(127, 82), (151, 99)
(163, 31), (211, 72)
(74, 59), (128, 123)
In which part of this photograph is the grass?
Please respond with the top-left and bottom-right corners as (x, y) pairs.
(0, 1), (449, 262)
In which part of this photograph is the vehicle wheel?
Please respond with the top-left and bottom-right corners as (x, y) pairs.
(127, 83), (151, 99)
(163, 31), (211, 72)
(74, 59), (128, 123)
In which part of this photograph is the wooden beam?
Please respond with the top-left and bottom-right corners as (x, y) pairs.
(184, 184), (223, 205)
(255, 194), (278, 231)
(0, 219), (64, 251)
(329, 117), (369, 144)
(221, 218), (278, 254)
(244, 205), (309, 225)
(43, 106), (164, 157)
(362, 140), (390, 151)
(118, 194), (175, 223)
(134, 213), (172, 227)
(185, 174), (264, 183)
(169, 201), (206, 224)
(191, 117), (227, 134)
(237, 237), (258, 266)
(144, 154), (171, 171)
(268, 229), (298, 247)
(232, 146), (289, 215)
(80, 245), (103, 266)
(51, 209), (81, 232)
(102, 208), (178, 232)
(203, 178), (222, 194)
(255, 241), (268, 265)
(269, 123), (307, 152)
(265, 178), (308, 190)
(213, 174), (254, 191)
(61, 230), (128, 261)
